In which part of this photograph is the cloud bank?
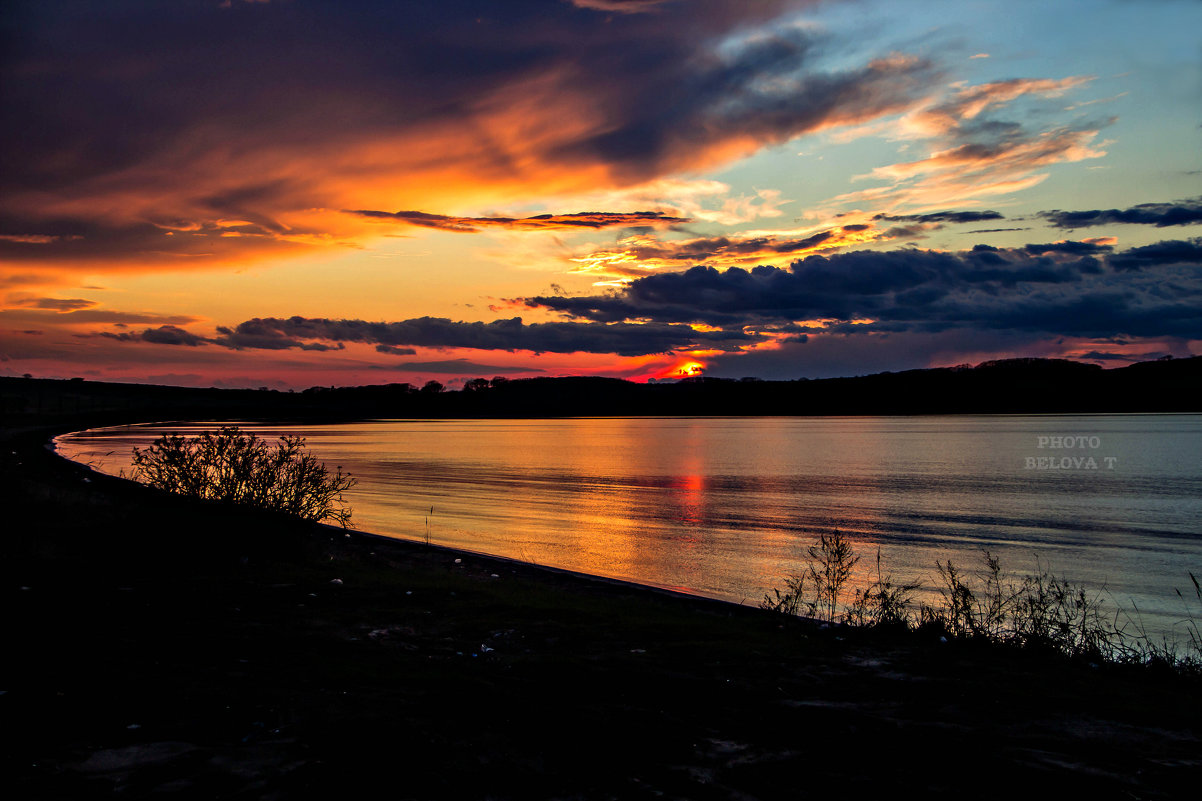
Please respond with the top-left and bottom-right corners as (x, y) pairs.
(526, 238), (1202, 341)
(212, 315), (763, 357)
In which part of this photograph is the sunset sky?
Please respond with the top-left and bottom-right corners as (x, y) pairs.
(2, 0), (1200, 389)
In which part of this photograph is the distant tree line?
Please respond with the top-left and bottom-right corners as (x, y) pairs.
(4, 355), (1201, 425)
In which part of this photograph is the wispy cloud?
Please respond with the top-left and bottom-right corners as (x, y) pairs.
(0, 307), (200, 327)
(872, 210), (1004, 225)
(347, 209), (690, 233)
(568, 0), (675, 12)
(383, 358), (546, 375)
(374, 344), (418, 356)
(902, 77), (1094, 138)
(10, 297), (99, 313)
(830, 76), (1107, 213)
(0, 234), (71, 244)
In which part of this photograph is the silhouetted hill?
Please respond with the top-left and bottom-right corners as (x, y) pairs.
(3, 355), (1200, 425)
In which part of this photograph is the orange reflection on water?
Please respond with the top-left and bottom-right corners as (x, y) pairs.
(677, 472), (705, 527)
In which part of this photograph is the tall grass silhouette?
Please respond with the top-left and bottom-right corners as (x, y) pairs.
(764, 536), (1201, 670)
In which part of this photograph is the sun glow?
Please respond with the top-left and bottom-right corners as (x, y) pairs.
(668, 360), (706, 379)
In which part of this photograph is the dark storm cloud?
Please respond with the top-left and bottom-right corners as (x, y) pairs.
(2, 1), (948, 267)
(213, 315), (762, 357)
(348, 210), (691, 233)
(1107, 238), (1202, 271)
(873, 210), (1005, 225)
(555, 35), (936, 182)
(531, 247), (1092, 324)
(525, 238), (1202, 339)
(1039, 198), (1202, 229)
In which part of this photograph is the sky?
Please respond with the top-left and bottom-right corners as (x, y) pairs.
(2, 0), (1200, 389)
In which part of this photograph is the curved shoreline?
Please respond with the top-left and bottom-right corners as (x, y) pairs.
(47, 419), (763, 617)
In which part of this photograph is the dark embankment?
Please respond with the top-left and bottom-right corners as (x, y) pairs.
(3, 414), (1201, 799)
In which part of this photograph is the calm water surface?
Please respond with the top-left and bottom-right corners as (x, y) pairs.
(57, 416), (1202, 636)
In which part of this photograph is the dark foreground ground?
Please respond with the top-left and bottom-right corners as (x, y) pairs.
(3, 423), (1200, 799)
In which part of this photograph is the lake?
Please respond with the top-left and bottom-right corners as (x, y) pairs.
(56, 415), (1202, 638)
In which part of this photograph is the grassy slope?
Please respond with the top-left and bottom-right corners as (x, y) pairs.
(2, 423), (1200, 799)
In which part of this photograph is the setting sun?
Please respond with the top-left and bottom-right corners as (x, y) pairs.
(668, 361), (706, 379)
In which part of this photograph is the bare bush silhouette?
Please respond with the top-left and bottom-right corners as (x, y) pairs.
(131, 426), (356, 527)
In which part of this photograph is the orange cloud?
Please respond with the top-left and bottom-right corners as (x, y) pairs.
(1, 3), (936, 278)
(836, 127), (1108, 213)
(863, 127), (1108, 184)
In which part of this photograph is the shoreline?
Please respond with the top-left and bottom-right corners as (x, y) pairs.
(49, 420), (766, 617)
(4, 416), (1202, 798)
(52, 414), (1202, 637)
